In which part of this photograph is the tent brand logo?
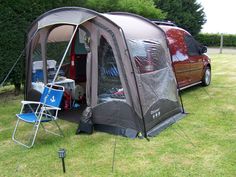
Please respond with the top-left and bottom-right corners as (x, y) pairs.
(50, 96), (56, 103)
(151, 108), (160, 119)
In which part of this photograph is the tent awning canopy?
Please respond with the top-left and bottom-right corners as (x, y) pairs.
(29, 7), (165, 43)
(37, 9), (97, 29)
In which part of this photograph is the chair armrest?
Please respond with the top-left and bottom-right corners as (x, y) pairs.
(19, 101), (41, 114)
(41, 106), (61, 120)
(21, 101), (41, 105)
(41, 106), (61, 111)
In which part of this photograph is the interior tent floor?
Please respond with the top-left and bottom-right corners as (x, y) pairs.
(58, 105), (87, 123)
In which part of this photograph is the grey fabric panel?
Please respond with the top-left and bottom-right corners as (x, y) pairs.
(39, 28), (49, 84)
(92, 101), (143, 132)
(103, 14), (164, 41)
(137, 68), (179, 115)
(104, 13), (172, 67)
(82, 21), (99, 107)
(26, 33), (41, 99)
(38, 10), (96, 29)
(143, 99), (182, 131)
(86, 52), (92, 106)
(26, 24), (39, 99)
(94, 124), (138, 138)
(147, 113), (185, 137)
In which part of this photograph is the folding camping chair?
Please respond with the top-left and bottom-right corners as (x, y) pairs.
(12, 84), (65, 148)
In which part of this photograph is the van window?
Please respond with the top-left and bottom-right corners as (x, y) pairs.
(128, 40), (167, 74)
(184, 35), (201, 56)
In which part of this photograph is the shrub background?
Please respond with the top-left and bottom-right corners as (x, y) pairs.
(196, 33), (236, 47)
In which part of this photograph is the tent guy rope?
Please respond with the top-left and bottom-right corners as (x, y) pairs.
(0, 30), (38, 87)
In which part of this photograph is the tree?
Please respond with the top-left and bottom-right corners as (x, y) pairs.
(0, 3), (25, 94)
(85, 0), (165, 19)
(0, 0), (86, 94)
(154, 0), (206, 36)
(117, 0), (165, 19)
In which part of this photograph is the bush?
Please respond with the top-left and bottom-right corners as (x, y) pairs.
(154, 0), (206, 36)
(196, 33), (236, 47)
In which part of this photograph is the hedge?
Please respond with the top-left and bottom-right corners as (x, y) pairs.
(196, 33), (236, 47)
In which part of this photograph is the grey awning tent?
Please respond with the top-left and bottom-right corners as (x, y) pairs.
(24, 7), (185, 138)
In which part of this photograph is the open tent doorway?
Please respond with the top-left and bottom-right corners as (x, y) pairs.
(54, 25), (90, 122)
(28, 24), (92, 122)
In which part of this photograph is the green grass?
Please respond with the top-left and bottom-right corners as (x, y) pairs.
(0, 54), (236, 177)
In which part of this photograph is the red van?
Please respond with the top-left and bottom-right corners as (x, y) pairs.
(154, 21), (211, 89)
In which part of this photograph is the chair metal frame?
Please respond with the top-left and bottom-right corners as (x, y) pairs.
(12, 85), (65, 148)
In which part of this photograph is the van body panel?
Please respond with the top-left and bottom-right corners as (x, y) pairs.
(158, 25), (211, 88)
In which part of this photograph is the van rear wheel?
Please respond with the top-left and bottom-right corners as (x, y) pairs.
(202, 66), (211, 86)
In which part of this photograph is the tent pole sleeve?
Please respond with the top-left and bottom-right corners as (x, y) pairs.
(51, 25), (79, 85)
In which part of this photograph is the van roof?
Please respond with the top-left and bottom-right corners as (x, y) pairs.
(151, 20), (176, 26)
(151, 20), (191, 35)
(157, 24), (191, 35)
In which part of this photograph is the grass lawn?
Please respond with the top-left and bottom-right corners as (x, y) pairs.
(0, 54), (235, 177)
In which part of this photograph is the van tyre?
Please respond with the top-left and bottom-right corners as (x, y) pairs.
(202, 66), (211, 86)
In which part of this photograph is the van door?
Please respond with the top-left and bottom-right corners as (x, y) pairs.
(184, 34), (204, 83)
(166, 29), (191, 88)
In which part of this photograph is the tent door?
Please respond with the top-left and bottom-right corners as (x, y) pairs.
(58, 27), (90, 122)
(66, 28), (89, 110)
